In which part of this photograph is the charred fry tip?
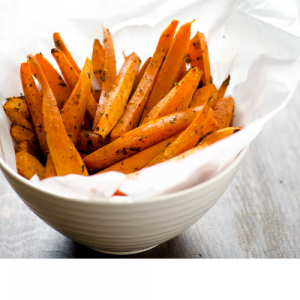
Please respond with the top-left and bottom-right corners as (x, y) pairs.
(122, 49), (127, 59)
(27, 54), (33, 61)
(233, 127), (242, 133)
(51, 48), (59, 54)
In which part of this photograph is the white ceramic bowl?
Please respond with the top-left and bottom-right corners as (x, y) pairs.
(0, 147), (248, 255)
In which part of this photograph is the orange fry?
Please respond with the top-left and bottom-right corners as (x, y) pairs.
(141, 21), (192, 121)
(110, 20), (178, 141)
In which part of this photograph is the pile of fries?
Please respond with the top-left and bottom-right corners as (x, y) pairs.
(3, 20), (241, 183)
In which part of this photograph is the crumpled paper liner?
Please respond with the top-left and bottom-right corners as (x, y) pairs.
(0, 0), (300, 201)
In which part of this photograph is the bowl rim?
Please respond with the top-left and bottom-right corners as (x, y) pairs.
(0, 146), (249, 206)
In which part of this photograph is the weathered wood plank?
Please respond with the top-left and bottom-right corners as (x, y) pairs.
(0, 97), (299, 258)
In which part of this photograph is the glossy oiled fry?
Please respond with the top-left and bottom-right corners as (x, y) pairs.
(76, 130), (109, 154)
(147, 98), (217, 166)
(94, 53), (140, 138)
(84, 105), (203, 171)
(217, 75), (230, 99)
(53, 32), (81, 74)
(189, 84), (218, 108)
(130, 57), (152, 98)
(28, 55), (88, 176)
(21, 62), (48, 156)
(99, 134), (180, 174)
(16, 149), (44, 180)
(199, 127), (241, 146)
(141, 21), (192, 121)
(110, 20), (178, 141)
(32, 53), (71, 109)
(92, 39), (105, 88)
(141, 68), (202, 125)
(14, 141), (35, 157)
(51, 49), (98, 122)
(3, 97), (34, 131)
(93, 24), (117, 129)
(44, 154), (57, 178)
(61, 58), (93, 144)
(213, 97), (234, 129)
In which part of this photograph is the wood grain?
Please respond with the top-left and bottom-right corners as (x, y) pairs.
(0, 97), (299, 258)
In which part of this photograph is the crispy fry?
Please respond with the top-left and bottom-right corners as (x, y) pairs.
(147, 98), (217, 166)
(199, 127), (241, 146)
(93, 24), (117, 129)
(187, 33), (204, 76)
(3, 97), (34, 131)
(94, 53), (140, 137)
(99, 134), (180, 174)
(130, 57), (151, 98)
(217, 75), (230, 99)
(84, 105), (203, 171)
(53, 32), (81, 74)
(61, 58), (93, 144)
(16, 149), (44, 180)
(141, 21), (192, 121)
(51, 49), (98, 123)
(32, 53), (71, 109)
(198, 32), (211, 85)
(92, 39), (105, 88)
(14, 141), (35, 157)
(28, 55), (89, 176)
(44, 154), (57, 178)
(189, 84), (218, 108)
(213, 97), (234, 129)
(10, 125), (41, 156)
(76, 130), (109, 154)
(20, 62), (48, 156)
(110, 20), (178, 141)
(141, 68), (202, 125)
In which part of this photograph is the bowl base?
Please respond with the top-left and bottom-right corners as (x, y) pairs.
(90, 245), (158, 256)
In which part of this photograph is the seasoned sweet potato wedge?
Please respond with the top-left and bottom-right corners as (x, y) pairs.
(189, 84), (218, 108)
(44, 154), (57, 179)
(14, 141), (35, 157)
(217, 75), (230, 99)
(53, 32), (81, 74)
(76, 130), (109, 154)
(3, 97), (34, 131)
(94, 53), (140, 138)
(93, 24), (117, 129)
(110, 20), (178, 140)
(141, 21), (192, 121)
(213, 97), (234, 129)
(21, 62), (48, 156)
(51, 48), (98, 123)
(31, 53), (71, 109)
(99, 134), (180, 174)
(28, 55), (89, 176)
(84, 105), (204, 171)
(16, 149), (44, 180)
(130, 57), (151, 98)
(141, 68), (202, 125)
(92, 39), (105, 89)
(10, 125), (41, 159)
(147, 98), (217, 166)
(200, 127), (241, 146)
(61, 58), (93, 144)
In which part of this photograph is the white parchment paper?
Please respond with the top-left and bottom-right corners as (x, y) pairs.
(0, 0), (300, 201)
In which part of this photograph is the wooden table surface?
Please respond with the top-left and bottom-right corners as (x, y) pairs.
(0, 97), (299, 258)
